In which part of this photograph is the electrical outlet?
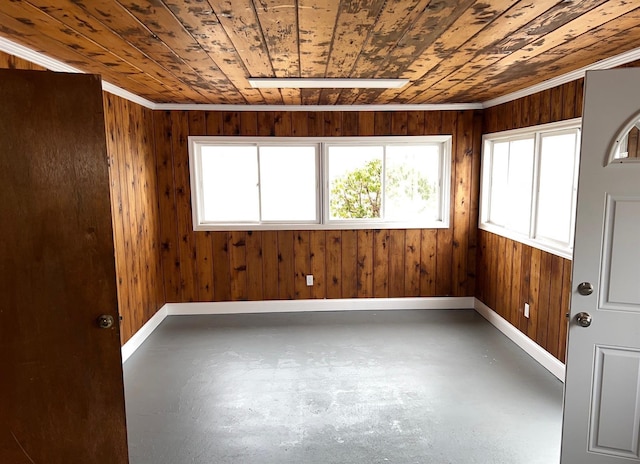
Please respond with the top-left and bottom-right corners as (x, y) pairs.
(524, 303), (530, 319)
(306, 275), (313, 286)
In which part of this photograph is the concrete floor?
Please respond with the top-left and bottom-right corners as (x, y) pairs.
(123, 310), (563, 464)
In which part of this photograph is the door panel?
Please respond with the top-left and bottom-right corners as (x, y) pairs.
(601, 197), (640, 308)
(588, 346), (640, 459)
(0, 70), (128, 463)
(561, 69), (640, 463)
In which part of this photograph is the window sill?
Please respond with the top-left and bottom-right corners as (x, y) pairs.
(193, 220), (450, 232)
(479, 223), (573, 260)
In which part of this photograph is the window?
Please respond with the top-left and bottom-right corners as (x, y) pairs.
(480, 119), (581, 258)
(189, 136), (451, 230)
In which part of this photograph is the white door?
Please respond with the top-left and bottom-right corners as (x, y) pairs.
(561, 68), (640, 463)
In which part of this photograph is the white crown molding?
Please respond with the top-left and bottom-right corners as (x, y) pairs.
(2, 34), (640, 113)
(0, 35), (156, 109)
(482, 46), (640, 109)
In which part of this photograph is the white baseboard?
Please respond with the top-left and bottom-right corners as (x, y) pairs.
(120, 296), (566, 384)
(474, 299), (566, 382)
(120, 297), (472, 363)
(165, 296), (475, 315)
(121, 305), (168, 363)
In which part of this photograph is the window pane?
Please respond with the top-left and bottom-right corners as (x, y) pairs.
(536, 132), (578, 244)
(506, 138), (535, 235)
(488, 141), (509, 226)
(201, 145), (259, 222)
(259, 146), (317, 221)
(385, 145), (440, 221)
(328, 146), (383, 219)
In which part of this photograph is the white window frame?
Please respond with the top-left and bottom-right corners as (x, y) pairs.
(479, 118), (582, 259)
(189, 136), (452, 231)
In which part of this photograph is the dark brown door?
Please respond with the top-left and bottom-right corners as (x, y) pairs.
(0, 69), (128, 463)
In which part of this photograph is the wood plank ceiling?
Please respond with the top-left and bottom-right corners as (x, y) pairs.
(0, 0), (638, 105)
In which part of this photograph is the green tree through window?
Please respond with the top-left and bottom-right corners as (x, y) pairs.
(330, 158), (434, 219)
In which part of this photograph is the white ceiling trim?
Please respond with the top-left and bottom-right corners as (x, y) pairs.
(482, 47), (640, 108)
(1, 35), (639, 112)
(0, 35), (156, 109)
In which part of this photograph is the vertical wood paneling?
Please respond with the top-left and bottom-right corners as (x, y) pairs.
(326, 230), (342, 299)
(420, 229), (437, 297)
(559, 260), (572, 362)
(277, 231), (295, 299)
(309, 230), (326, 299)
(477, 76), (591, 361)
(246, 231), (264, 301)
(341, 230), (358, 299)
(536, 252), (552, 349)
(106, 95), (134, 337)
(100, 93), (164, 344)
(154, 111), (181, 303)
(294, 231), (311, 299)
(475, 231), (573, 361)
(212, 232), (231, 301)
(151, 110), (479, 314)
(388, 229), (406, 298)
(171, 112), (197, 302)
(518, 245), (532, 333)
(373, 229), (390, 298)
(509, 241), (523, 325)
(357, 230), (374, 297)
(0, 51), (490, 350)
(436, 112), (456, 296)
(262, 231), (279, 299)
(404, 229), (421, 297)
(546, 255), (565, 358)
(229, 231), (248, 300)
(453, 110), (473, 296)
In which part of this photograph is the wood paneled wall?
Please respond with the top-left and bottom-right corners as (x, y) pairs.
(103, 93), (164, 344)
(483, 79), (584, 133)
(0, 51), (164, 345)
(153, 110), (482, 303)
(480, 80), (584, 362)
(476, 231), (571, 361)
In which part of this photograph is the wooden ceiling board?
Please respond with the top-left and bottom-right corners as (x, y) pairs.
(319, 0), (387, 104)
(335, 0), (432, 105)
(59, 0), (219, 102)
(297, 0), (341, 104)
(116, 0), (241, 103)
(404, 0), (562, 103)
(443, 3), (640, 102)
(254, 0), (301, 104)
(375, 0), (521, 104)
(350, 0), (476, 105)
(453, 7), (640, 103)
(24, 0), (204, 102)
(160, 0), (265, 104)
(414, 0), (612, 103)
(0, 0), (638, 105)
(0, 6), (185, 102)
(208, 0), (283, 104)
